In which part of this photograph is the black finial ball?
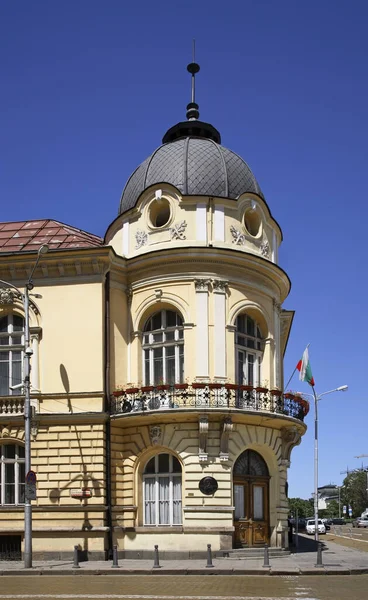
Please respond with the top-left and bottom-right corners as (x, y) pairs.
(187, 62), (200, 75)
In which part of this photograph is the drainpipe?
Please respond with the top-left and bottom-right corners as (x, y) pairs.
(104, 271), (113, 559)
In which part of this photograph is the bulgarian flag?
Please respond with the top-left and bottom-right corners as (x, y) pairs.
(296, 346), (315, 387)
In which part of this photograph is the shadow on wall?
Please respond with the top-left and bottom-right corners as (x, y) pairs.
(46, 365), (103, 554)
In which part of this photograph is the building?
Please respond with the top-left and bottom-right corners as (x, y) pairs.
(317, 485), (339, 510)
(0, 62), (307, 560)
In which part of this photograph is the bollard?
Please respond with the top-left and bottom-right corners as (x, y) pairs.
(112, 544), (119, 568)
(73, 545), (80, 569)
(153, 544), (161, 568)
(315, 541), (323, 567)
(206, 544), (214, 568)
(263, 544), (270, 568)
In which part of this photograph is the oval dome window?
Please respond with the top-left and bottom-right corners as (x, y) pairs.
(244, 209), (261, 237)
(149, 198), (171, 228)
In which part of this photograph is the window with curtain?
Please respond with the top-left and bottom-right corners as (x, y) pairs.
(235, 314), (263, 387)
(142, 310), (184, 385)
(0, 315), (24, 396)
(143, 453), (182, 525)
(0, 444), (25, 505)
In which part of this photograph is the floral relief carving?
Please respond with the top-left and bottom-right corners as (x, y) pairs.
(195, 279), (211, 292)
(135, 230), (148, 249)
(0, 288), (19, 305)
(260, 241), (270, 257)
(170, 220), (187, 240)
(213, 280), (228, 293)
(230, 225), (246, 245)
(149, 425), (162, 446)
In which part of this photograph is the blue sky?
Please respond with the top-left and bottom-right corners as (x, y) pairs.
(1, 1), (367, 499)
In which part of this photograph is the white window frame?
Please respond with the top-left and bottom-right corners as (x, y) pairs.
(0, 444), (25, 505)
(142, 310), (184, 385)
(235, 314), (263, 387)
(0, 315), (25, 396)
(143, 454), (182, 526)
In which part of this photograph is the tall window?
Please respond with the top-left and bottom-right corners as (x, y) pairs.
(143, 454), (182, 525)
(235, 314), (263, 387)
(142, 310), (184, 385)
(0, 315), (24, 396)
(0, 444), (25, 505)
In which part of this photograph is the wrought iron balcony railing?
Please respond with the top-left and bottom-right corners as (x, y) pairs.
(110, 385), (308, 422)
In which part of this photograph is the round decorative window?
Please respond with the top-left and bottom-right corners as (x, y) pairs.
(244, 209), (261, 237)
(149, 198), (171, 228)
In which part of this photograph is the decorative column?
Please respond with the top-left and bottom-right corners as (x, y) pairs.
(273, 299), (281, 389)
(194, 280), (210, 379)
(214, 205), (224, 242)
(29, 327), (41, 393)
(198, 415), (209, 463)
(126, 287), (133, 383)
(196, 204), (207, 242)
(213, 280), (228, 380)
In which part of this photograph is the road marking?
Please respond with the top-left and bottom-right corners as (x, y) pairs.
(0, 595), (321, 600)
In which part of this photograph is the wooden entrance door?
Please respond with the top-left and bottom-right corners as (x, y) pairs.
(233, 449), (270, 547)
(234, 479), (269, 546)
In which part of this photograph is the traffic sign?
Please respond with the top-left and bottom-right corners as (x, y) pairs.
(25, 470), (37, 500)
(25, 470), (37, 485)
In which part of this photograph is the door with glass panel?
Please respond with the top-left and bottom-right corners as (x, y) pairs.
(233, 450), (269, 547)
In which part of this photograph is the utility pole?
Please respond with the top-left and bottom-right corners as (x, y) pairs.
(354, 455), (368, 505)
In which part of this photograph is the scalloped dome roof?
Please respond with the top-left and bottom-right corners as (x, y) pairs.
(119, 136), (264, 215)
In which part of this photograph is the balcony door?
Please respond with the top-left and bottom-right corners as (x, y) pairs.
(233, 450), (269, 547)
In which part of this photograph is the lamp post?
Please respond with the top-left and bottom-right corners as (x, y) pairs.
(302, 385), (348, 541)
(0, 244), (48, 568)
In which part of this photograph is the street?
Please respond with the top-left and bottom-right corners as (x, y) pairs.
(0, 575), (367, 600)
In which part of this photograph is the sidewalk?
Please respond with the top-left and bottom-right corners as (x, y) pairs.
(1, 538), (367, 576)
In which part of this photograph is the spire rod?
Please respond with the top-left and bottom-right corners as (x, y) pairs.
(186, 39), (200, 121)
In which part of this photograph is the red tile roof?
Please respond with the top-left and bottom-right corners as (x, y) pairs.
(0, 220), (103, 253)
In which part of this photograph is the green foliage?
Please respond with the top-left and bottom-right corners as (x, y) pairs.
(288, 497), (314, 518)
(341, 471), (368, 517)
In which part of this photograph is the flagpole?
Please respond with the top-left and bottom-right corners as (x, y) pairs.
(284, 366), (298, 393)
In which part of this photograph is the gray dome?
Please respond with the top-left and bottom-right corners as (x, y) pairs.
(119, 137), (264, 215)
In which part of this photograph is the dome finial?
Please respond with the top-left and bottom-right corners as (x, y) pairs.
(186, 39), (200, 121)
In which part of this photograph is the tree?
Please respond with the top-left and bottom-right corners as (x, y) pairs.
(341, 470), (368, 517)
(289, 497), (314, 518)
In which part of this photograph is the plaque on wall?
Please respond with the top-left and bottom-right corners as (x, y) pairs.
(199, 476), (218, 495)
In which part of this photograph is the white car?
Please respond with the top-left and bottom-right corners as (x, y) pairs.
(306, 519), (326, 535)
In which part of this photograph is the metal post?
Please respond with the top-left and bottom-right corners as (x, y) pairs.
(263, 544), (270, 568)
(206, 544), (214, 568)
(315, 541), (323, 567)
(295, 508), (299, 551)
(23, 286), (32, 569)
(153, 544), (160, 568)
(313, 387), (319, 543)
(111, 544), (119, 568)
(73, 545), (80, 568)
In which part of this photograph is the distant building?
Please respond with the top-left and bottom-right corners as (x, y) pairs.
(0, 62), (308, 560)
(317, 485), (339, 510)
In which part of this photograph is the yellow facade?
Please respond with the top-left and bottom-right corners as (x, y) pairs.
(0, 102), (306, 560)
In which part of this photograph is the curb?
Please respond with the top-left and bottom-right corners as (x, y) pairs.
(0, 567), (367, 576)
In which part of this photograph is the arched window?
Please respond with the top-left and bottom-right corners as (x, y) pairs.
(142, 310), (184, 385)
(0, 315), (24, 396)
(0, 444), (25, 505)
(235, 313), (263, 387)
(143, 453), (182, 525)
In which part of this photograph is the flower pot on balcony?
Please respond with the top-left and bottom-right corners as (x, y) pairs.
(125, 387), (139, 394)
(270, 389), (282, 396)
(283, 392), (294, 400)
(112, 390), (123, 397)
(141, 386), (154, 392)
(255, 387), (268, 393)
(208, 383), (222, 389)
(174, 383), (189, 390)
(192, 383), (206, 389)
(240, 385), (253, 391)
(225, 383), (239, 390)
(156, 384), (170, 391)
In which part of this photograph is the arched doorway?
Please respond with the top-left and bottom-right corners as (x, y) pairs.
(233, 450), (270, 547)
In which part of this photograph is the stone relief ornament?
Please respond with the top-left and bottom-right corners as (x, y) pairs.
(0, 288), (19, 305)
(260, 241), (270, 257)
(194, 279), (211, 292)
(230, 225), (246, 245)
(212, 280), (228, 293)
(135, 230), (148, 249)
(149, 425), (162, 446)
(170, 220), (187, 240)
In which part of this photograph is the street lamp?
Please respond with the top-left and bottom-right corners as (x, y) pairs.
(301, 385), (348, 541)
(0, 244), (48, 568)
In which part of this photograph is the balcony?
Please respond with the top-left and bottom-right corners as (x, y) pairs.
(110, 385), (308, 422)
(0, 396), (25, 416)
